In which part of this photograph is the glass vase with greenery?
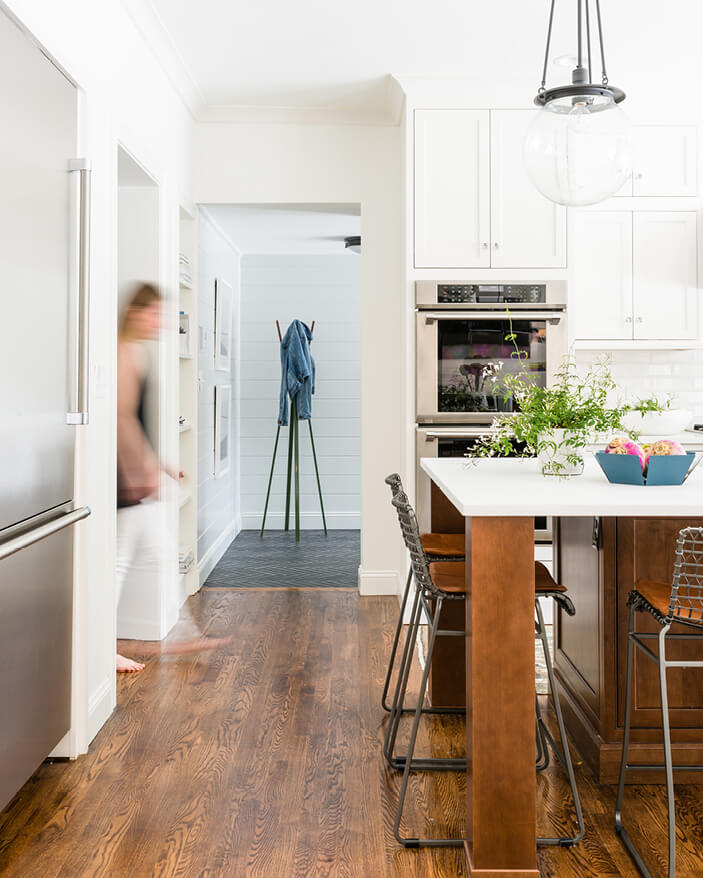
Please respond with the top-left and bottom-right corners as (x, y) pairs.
(472, 354), (662, 476)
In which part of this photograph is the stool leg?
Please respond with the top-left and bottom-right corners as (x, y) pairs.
(535, 694), (550, 772)
(536, 599), (585, 847)
(393, 596), (463, 848)
(384, 584), (422, 766)
(658, 625), (676, 878)
(382, 566), (413, 712)
(615, 604), (636, 838)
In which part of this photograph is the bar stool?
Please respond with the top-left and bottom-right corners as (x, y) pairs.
(615, 527), (703, 878)
(382, 473), (464, 714)
(385, 488), (585, 848)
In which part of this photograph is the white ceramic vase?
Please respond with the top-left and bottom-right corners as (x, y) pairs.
(537, 429), (586, 476)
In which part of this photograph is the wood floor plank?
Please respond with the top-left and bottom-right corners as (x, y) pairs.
(1, 588), (703, 876)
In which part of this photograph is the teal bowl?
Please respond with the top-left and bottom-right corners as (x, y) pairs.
(595, 451), (695, 486)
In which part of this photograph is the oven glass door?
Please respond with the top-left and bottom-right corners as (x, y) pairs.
(437, 317), (546, 415)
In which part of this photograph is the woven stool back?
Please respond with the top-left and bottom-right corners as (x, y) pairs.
(670, 527), (703, 625)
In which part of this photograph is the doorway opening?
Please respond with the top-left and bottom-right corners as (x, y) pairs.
(115, 145), (174, 651)
(197, 203), (361, 588)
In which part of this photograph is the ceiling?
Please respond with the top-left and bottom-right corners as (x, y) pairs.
(202, 204), (361, 255)
(123, 0), (703, 125)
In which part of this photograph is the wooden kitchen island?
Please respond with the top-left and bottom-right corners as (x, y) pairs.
(420, 456), (703, 878)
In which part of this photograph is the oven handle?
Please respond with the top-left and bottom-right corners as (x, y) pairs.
(422, 310), (564, 324)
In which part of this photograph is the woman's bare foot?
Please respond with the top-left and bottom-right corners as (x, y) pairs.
(116, 653), (145, 673)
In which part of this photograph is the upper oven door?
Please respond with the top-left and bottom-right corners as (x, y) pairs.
(416, 309), (567, 424)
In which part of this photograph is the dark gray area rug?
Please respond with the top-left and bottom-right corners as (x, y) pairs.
(203, 529), (361, 588)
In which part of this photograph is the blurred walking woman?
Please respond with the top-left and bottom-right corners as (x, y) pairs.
(115, 284), (163, 672)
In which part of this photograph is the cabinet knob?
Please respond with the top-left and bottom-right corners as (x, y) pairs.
(493, 242), (500, 249)
(636, 316), (643, 323)
(635, 172), (644, 180)
(481, 242), (488, 249)
(625, 316), (633, 323)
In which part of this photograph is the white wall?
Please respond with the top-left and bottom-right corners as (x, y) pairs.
(196, 210), (241, 582)
(194, 123), (404, 595)
(3, 0), (193, 756)
(239, 254), (361, 530)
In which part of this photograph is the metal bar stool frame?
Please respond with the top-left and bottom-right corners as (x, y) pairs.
(615, 527), (703, 878)
(387, 489), (466, 848)
(381, 473), (465, 718)
(534, 594), (586, 847)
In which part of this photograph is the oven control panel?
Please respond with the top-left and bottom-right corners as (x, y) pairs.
(437, 284), (546, 304)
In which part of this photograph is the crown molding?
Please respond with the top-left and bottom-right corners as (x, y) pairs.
(119, 0), (203, 118)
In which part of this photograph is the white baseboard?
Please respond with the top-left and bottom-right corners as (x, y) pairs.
(198, 520), (239, 586)
(116, 616), (167, 641)
(358, 567), (401, 596)
(241, 511), (360, 530)
(87, 676), (115, 744)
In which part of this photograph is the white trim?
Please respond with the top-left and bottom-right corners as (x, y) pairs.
(241, 511), (360, 530)
(116, 616), (168, 641)
(198, 520), (238, 586)
(358, 567), (402, 596)
(87, 676), (115, 745)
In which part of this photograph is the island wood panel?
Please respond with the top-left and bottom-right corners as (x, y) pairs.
(554, 515), (703, 784)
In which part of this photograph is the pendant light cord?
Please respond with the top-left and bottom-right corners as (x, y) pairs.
(584, 0), (593, 81)
(576, 0), (583, 69)
(594, 0), (609, 84)
(539, 0), (557, 92)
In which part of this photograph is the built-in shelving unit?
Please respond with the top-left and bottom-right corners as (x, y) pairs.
(178, 205), (199, 597)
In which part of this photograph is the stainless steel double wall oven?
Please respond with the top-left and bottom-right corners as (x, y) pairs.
(415, 281), (568, 539)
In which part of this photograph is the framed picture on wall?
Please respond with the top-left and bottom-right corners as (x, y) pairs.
(214, 276), (233, 371)
(214, 384), (232, 479)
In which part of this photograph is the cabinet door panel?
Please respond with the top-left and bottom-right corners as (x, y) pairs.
(414, 109), (490, 268)
(571, 211), (633, 340)
(633, 126), (697, 196)
(490, 110), (566, 268)
(634, 211), (697, 340)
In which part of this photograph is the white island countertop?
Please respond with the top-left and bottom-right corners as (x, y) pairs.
(420, 455), (703, 518)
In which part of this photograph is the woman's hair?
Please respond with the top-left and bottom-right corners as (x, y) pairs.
(119, 283), (162, 339)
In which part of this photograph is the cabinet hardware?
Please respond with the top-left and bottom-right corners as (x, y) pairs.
(625, 316), (633, 323)
(481, 242), (488, 249)
(592, 517), (602, 551)
(636, 316), (643, 323)
(635, 172), (644, 180)
(493, 242), (500, 248)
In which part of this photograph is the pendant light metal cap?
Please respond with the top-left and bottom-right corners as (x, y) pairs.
(534, 84), (626, 107)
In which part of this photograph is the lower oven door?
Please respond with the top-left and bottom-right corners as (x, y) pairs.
(415, 426), (552, 542)
(416, 309), (567, 424)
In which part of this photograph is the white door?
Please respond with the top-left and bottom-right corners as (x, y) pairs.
(633, 212), (698, 340)
(414, 109), (490, 268)
(490, 110), (566, 268)
(632, 126), (697, 196)
(571, 211), (633, 340)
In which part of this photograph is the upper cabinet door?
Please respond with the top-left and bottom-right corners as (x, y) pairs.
(490, 110), (567, 268)
(634, 212), (698, 340)
(414, 109), (490, 268)
(632, 126), (697, 196)
(571, 211), (633, 340)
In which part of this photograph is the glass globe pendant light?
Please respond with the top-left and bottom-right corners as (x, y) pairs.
(524, 0), (632, 206)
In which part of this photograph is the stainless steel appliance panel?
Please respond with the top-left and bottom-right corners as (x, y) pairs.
(0, 514), (73, 810)
(0, 10), (78, 531)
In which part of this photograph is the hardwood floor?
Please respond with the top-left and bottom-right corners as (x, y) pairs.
(0, 588), (702, 876)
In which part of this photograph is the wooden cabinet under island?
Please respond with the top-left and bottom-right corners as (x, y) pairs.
(554, 515), (703, 784)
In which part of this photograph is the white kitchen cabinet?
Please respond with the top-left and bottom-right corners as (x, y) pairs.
(615, 125), (697, 197)
(413, 108), (566, 269)
(490, 110), (566, 268)
(414, 109), (490, 268)
(572, 210), (698, 343)
(633, 212), (697, 340)
(571, 211), (633, 340)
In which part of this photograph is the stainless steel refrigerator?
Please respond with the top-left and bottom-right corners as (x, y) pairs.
(0, 7), (91, 811)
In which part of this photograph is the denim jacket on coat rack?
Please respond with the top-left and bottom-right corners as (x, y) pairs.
(278, 320), (315, 426)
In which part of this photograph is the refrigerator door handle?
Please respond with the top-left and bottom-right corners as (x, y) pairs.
(67, 158), (91, 426)
(0, 506), (91, 561)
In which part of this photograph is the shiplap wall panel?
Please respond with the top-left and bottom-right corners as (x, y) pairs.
(240, 254), (361, 530)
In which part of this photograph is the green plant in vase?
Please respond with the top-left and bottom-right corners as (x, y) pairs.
(472, 322), (665, 475)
